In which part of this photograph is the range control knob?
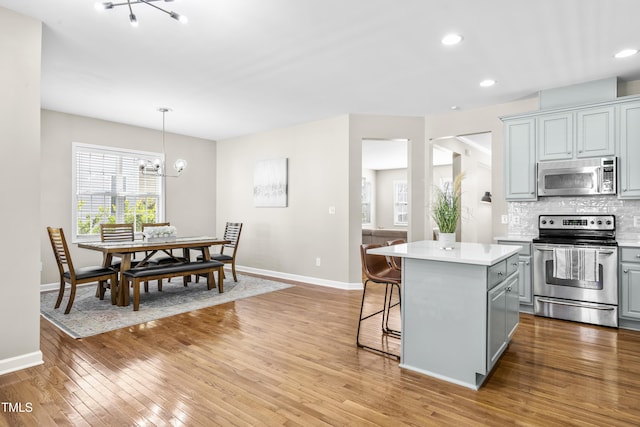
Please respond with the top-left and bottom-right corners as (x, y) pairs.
(597, 220), (603, 225)
(606, 220), (612, 225)
(541, 220), (547, 225)
(549, 220), (554, 225)
(590, 220), (595, 224)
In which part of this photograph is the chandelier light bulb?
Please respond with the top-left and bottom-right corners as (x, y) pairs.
(174, 159), (187, 173)
(170, 12), (188, 23)
(95, 2), (114, 11)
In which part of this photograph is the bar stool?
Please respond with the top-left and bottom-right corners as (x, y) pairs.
(357, 243), (402, 360)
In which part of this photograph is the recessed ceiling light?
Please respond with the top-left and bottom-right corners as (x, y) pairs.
(451, 106), (459, 110)
(614, 48), (639, 59)
(441, 33), (463, 46)
(480, 79), (497, 87)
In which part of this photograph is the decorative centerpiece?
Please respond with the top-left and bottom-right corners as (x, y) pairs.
(432, 173), (463, 249)
(143, 225), (177, 243)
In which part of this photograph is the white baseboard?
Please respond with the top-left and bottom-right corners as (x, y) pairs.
(40, 265), (364, 292)
(236, 265), (363, 290)
(0, 351), (43, 376)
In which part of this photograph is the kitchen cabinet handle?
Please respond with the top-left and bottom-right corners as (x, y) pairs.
(537, 298), (615, 311)
(526, 262), (530, 265)
(498, 272), (503, 276)
(624, 270), (629, 273)
(636, 254), (640, 258)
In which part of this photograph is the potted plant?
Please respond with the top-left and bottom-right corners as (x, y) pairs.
(432, 173), (463, 248)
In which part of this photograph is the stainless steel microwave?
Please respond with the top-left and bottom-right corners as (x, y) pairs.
(537, 157), (617, 197)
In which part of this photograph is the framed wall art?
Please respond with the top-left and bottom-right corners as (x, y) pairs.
(253, 157), (288, 207)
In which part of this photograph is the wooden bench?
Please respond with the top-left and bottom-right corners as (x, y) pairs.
(122, 260), (224, 311)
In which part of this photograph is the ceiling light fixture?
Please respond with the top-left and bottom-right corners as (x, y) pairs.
(139, 108), (187, 178)
(441, 33), (463, 46)
(95, 0), (188, 26)
(614, 48), (639, 59)
(479, 79), (497, 87)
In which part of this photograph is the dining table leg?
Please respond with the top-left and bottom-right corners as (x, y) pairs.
(201, 247), (222, 292)
(119, 253), (132, 306)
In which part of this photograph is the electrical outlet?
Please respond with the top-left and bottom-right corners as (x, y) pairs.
(501, 215), (509, 224)
(634, 216), (640, 228)
(512, 216), (520, 225)
(316, 257), (321, 267)
(328, 206), (336, 215)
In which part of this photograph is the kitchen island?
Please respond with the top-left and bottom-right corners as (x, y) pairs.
(368, 240), (521, 390)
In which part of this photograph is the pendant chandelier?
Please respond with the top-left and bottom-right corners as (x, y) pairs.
(139, 108), (187, 178)
(95, 0), (188, 27)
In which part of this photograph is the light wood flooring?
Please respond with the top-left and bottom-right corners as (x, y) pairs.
(2, 276), (640, 426)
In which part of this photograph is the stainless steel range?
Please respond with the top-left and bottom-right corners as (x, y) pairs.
(532, 214), (618, 327)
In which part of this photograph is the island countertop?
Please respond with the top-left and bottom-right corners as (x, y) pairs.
(368, 240), (522, 266)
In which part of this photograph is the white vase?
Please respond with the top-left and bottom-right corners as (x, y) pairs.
(438, 232), (456, 249)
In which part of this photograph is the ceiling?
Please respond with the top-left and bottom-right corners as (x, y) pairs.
(2, 0), (640, 141)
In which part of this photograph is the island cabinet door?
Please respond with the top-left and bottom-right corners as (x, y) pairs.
(506, 274), (520, 339)
(487, 281), (508, 370)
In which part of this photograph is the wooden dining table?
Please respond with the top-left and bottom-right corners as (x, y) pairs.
(79, 236), (229, 306)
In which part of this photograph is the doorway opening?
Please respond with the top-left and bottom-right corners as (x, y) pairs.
(430, 132), (492, 243)
(361, 138), (409, 244)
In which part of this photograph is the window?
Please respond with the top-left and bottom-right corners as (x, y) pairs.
(72, 143), (164, 241)
(393, 180), (408, 226)
(361, 177), (371, 224)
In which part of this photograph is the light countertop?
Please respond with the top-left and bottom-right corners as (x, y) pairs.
(494, 235), (536, 242)
(368, 240), (522, 266)
(618, 240), (640, 248)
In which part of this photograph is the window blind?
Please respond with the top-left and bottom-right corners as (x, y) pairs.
(72, 143), (164, 240)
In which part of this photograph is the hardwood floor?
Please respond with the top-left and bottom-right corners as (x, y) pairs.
(3, 277), (640, 426)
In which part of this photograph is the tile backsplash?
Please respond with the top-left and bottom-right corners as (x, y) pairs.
(508, 196), (640, 240)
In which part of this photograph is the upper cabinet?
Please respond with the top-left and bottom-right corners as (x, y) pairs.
(504, 118), (536, 200)
(537, 106), (615, 161)
(619, 101), (640, 199)
(502, 95), (640, 201)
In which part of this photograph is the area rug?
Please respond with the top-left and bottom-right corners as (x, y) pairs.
(40, 274), (293, 339)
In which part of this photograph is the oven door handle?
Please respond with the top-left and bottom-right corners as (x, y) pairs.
(535, 247), (616, 255)
(537, 298), (616, 311)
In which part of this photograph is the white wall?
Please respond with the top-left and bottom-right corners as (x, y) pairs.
(217, 115), (353, 286)
(361, 168), (376, 228)
(0, 7), (43, 374)
(375, 168), (408, 229)
(40, 110), (217, 284)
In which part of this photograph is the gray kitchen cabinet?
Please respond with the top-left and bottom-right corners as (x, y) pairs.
(487, 263), (519, 371)
(537, 112), (573, 161)
(537, 106), (615, 161)
(497, 240), (533, 309)
(620, 247), (640, 321)
(576, 106), (616, 158)
(503, 118), (536, 200)
(618, 101), (640, 199)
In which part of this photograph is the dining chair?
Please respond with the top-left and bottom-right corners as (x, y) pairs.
(196, 222), (243, 282)
(141, 222), (186, 264)
(385, 239), (406, 271)
(357, 243), (402, 360)
(47, 227), (117, 313)
(100, 222), (154, 293)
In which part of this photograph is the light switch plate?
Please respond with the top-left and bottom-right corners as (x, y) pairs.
(634, 216), (640, 228)
(501, 215), (509, 224)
